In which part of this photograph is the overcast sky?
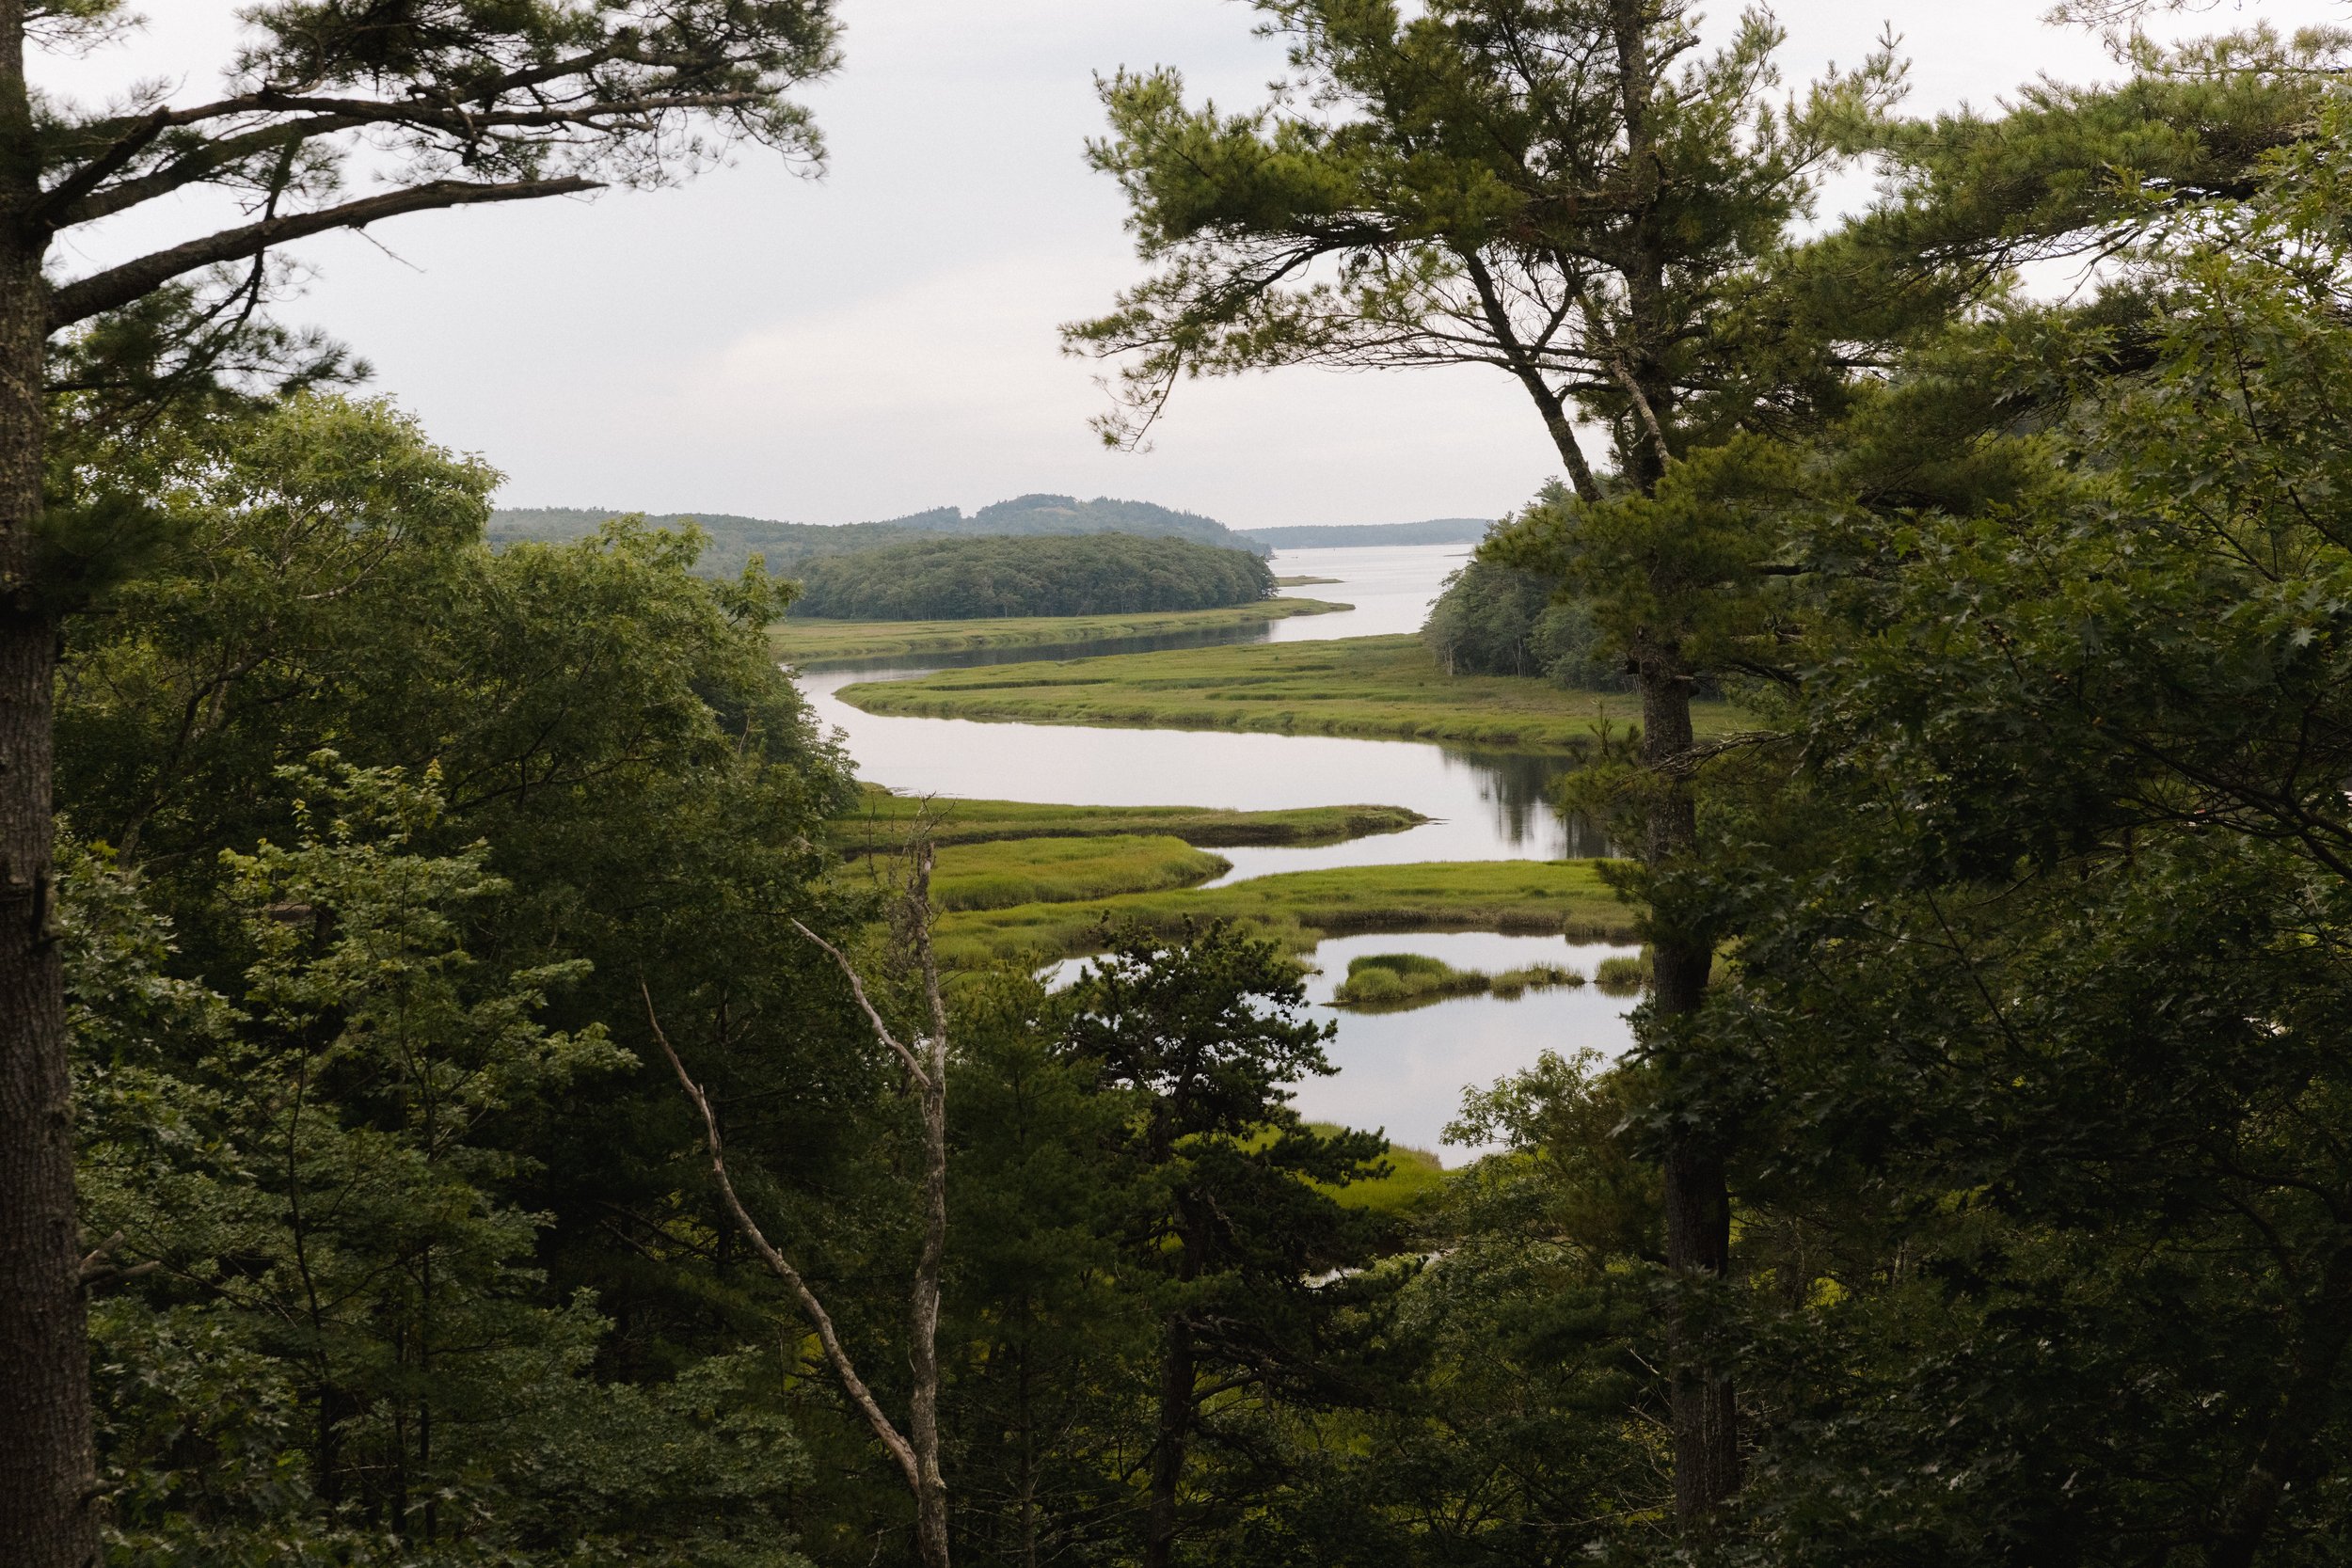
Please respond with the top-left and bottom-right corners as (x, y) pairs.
(38, 0), (2333, 529)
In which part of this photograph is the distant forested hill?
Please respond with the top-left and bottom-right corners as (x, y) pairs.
(1241, 517), (1490, 548)
(787, 533), (1274, 620)
(489, 493), (1265, 577)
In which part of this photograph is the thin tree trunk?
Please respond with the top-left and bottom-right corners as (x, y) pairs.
(908, 994), (951, 1568)
(1142, 1309), (1195, 1568)
(0, 4), (95, 1560)
(656, 837), (955, 1568)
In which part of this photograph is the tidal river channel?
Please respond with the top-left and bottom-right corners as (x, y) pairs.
(790, 544), (1638, 1159)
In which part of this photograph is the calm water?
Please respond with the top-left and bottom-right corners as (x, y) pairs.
(791, 543), (1635, 1158)
(792, 544), (1602, 871)
(1047, 930), (1641, 1164)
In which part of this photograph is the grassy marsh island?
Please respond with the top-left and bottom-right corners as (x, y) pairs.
(772, 596), (1349, 663)
(1331, 952), (1586, 1011)
(830, 786), (1426, 848)
(837, 633), (1748, 752)
(926, 833), (1229, 910)
(934, 858), (1634, 966)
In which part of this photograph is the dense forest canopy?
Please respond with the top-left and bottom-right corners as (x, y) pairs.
(785, 533), (1275, 620)
(27, 3), (2352, 1567)
(1421, 550), (1629, 689)
(491, 494), (1266, 578)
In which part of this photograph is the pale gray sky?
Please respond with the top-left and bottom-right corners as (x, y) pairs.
(38, 0), (2328, 528)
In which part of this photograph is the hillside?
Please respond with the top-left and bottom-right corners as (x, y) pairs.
(489, 493), (1266, 577)
(1242, 517), (1491, 548)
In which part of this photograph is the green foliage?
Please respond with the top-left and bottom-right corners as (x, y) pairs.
(1640, 57), (2352, 1567)
(786, 533), (1274, 621)
(68, 768), (815, 1566)
(1422, 555), (1632, 690)
(1070, 0), (1901, 474)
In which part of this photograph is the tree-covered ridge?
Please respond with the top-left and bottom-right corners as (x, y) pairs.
(785, 533), (1274, 620)
(1241, 518), (1488, 547)
(490, 493), (1265, 578)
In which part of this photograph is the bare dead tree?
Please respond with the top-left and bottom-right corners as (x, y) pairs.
(644, 839), (951, 1568)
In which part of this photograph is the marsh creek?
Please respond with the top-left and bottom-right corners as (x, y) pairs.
(789, 544), (1638, 1161)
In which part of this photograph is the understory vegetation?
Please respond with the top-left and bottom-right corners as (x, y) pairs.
(785, 533), (1274, 620)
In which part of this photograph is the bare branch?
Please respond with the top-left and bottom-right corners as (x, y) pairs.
(47, 177), (598, 329)
(640, 981), (923, 1495)
(791, 917), (930, 1089)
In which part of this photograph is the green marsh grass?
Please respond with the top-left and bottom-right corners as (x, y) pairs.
(838, 634), (1749, 752)
(771, 597), (1348, 663)
(925, 834), (1228, 911)
(1332, 952), (1586, 1011)
(934, 859), (1635, 967)
(831, 786), (1425, 850)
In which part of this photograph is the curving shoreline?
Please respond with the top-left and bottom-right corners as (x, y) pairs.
(772, 595), (1349, 663)
(837, 633), (1748, 753)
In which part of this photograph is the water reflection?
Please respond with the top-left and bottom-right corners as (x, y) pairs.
(787, 541), (1609, 871)
(1294, 931), (1642, 1162)
(1050, 930), (1641, 1164)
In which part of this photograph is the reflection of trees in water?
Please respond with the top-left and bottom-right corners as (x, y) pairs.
(1442, 747), (1613, 857)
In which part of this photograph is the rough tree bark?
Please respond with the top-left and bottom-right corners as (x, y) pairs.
(649, 842), (953, 1568)
(0, 3), (95, 1562)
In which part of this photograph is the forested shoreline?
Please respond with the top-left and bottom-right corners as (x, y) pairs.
(12, 2), (2352, 1567)
(489, 494), (1269, 578)
(784, 533), (1274, 620)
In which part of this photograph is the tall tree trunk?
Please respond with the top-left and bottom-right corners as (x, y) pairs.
(0, 8), (93, 1561)
(1641, 658), (1738, 1521)
(1142, 1310), (1195, 1568)
(1611, 0), (1740, 1525)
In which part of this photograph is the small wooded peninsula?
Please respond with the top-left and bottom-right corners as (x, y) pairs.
(10, 6), (2352, 1568)
(786, 532), (1275, 619)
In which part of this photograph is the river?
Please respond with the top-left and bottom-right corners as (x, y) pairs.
(791, 542), (1639, 1163)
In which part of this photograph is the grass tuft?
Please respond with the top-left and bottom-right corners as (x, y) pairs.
(1332, 953), (1586, 1011)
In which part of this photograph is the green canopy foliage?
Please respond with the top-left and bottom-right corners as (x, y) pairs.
(786, 534), (1274, 621)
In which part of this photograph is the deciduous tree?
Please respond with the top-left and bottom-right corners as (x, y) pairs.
(0, 10), (840, 1554)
